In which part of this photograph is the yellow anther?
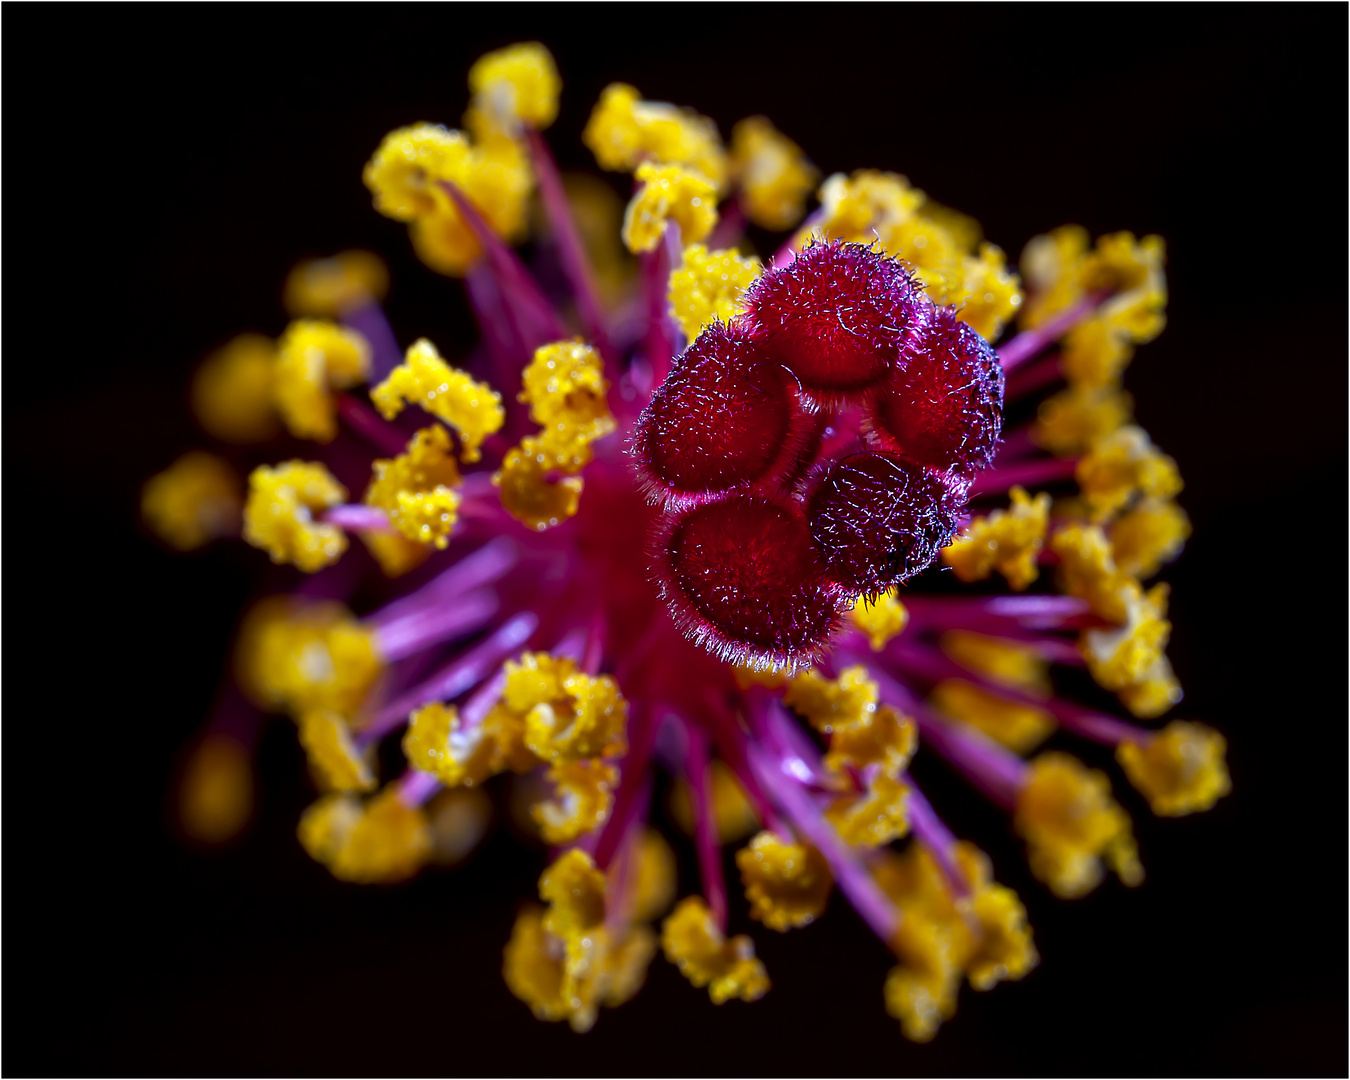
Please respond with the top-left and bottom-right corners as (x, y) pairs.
(524, 675), (628, 762)
(531, 758), (619, 843)
(622, 162), (718, 254)
(1015, 751), (1143, 898)
(1033, 383), (1134, 458)
(540, 848), (608, 941)
(365, 424), (463, 549)
(630, 828), (678, 923)
(1059, 317), (1134, 388)
(297, 786), (433, 884)
(190, 333), (280, 443)
(1117, 720), (1231, 817)
(297, 709), (376, 793)
(728, 116), (819, 231)
(236, 598), (383, 718)
(583, 83), (728, 191)
(273, 320), (372, 443)
(176, 733), (253, 844)
(282, 251), (389, 317)
(826, 771), (911, 847)
(1050, 522), (1139, 624)
(735, 831), (832, 931)
(952, 843), (1039, 992)
(520, 340), (616, 463)
(848, 591), (909, 651)
(1019, 227), (1167, 337)
(931, 680), (1055, 755)
(731, 661), (789, 690)
(823, 703), (917, 780)
(1082, 583), (1180, 718)
(660, 896), (770, 1005)
(939, 630), (1052, 696)
(784, 665), (879, 735)
(670, 759), (762, 843)
(481, 701), (541, 775)
(242, 461), (349, 572)
(360, 531), (432, 579)
(1108, 497), (1191, 579)
(495, 441), (585, 530)
(1018, 224), (1090, 329)
(467, 42), (561, 136)
(363, 123), (473, 221)
(426, 786), (493, 865)
(667, 243), (762, 342)
(1076, 425), (1183, 521)
(403, 702), (496, 787)
(370, 339), (504, 462)
(884, 917), (963, 1043)
(564, 173), (634, 306)
(952, 243), (1023, 341)
(142, 451), (242, 551)
(812, 169), (924, 248)
(942, 486), (1050, 591)
(1081, 232), (1167, 308)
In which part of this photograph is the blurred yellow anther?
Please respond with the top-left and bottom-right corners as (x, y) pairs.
(273, 320), (372, 443)
(955, 844), (1039, 992)
(467, 42), (560, 136)
(526, 679), (628, 762)
(940, 630), (1051, 696)
(953, 243), (1022, 341)
(731, 661), (789, 690)
(630, 828), (678, 923)
(177, 733), (253, 844)
(1020, 227), (1167, 338)
(403, 702), (496, 787)
(884, 917), (962, 1043)
(667, 244), (762, 341)
(540, 848), (608, 939)
(142, 451), (242, 551)
(1019, 224), (1091, 329)
(364, 123), (472, 221)
(848, 591), (909, 651)
(942, 486), (1050, 591)
(298, 786), (432, 884)
(660, 896), (770, 1004)
(1033, 384), (1134, 458)
(826, 770), (911, 847)
(622, 162), (718, 254)
(931, 680), (1056, 755)
(1050, 522), (1139, 624)
(1082, 583), (1179, 719)
(735, 832), (832, 931)
(728, 116), (818, 231)
(583, 83), (728, 191)
(242, 461), (349, 572)
(365, 424), (463, 549)
(531, 758), (619, 843)
(371, 339), (504, 462)
(1076, 425), (1182, 522)
(670, 759), (762, 843)
(283, 251), (389, 317)
(1108, 497), (1191, 579)
(823, 703), (917, 780)
(813, 170), (924, 247)
(1015, 752), (1143, 898)
(1059, 317), (1134, 388)
(426, 786), (493, 865)
(494, 441), (584, 530)
(191, 333), (279, 443)
(297, 709), (376, 793)
(784, 665), (878, 735)
(360, 531), (432, 579)
(1117, 720), (1231, 817)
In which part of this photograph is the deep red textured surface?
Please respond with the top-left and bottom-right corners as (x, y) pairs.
(745, 240), (926, 397)
(807, 451), (965, 596)
(868, 307), (1004, 471)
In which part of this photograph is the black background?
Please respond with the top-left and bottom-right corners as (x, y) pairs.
(5, 5), (1347, 1076)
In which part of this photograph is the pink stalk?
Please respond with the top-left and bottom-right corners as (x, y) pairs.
(968, 455), (1077, 498)
(581, 611), (606, 675)
(705, 197), (746, 250)
(641, 220), (682, 386)
(367, 537), (518, 630)
(702, 710), (786, 835)
(1004, 351), (1064, 402)
(397, 767), (441, 809)
(342, 301), (403, 381)
(336, 393), (410, 456)
(373, 588), (499, 662)
(464, 265), (527, 383)
(994, 426), (1038, 462)
(458, 667), (508, 731)
(593, 703), (658, 868)
(903, 594), (1090, 632)
(685, 719), (728, 930)
(905, 783), (971, 898)
(321, 505), (395, 533)
(996, 290), (1109, 372)
(772, 209), (823, 268)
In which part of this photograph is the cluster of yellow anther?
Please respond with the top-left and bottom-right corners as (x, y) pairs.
(297, 709), (376, 793)
(190, 333), (280, 443)
(496, 340), (615, 530)
(735, 831), (833, 930)
(807, 169), (1023, 340)
(848, 591), (909, 651)
(784, 665), (880, 735)
(660, 896), (770, 1004)
(621, 162), (719, 254)
(370, 339), (504, 462)
(142, 451), (243, 551)
(942, 486), (1050, 590)
(465, 42), (561, 138)
(1033, 384), (1135, 458)
(403, 697), (534, 790)
(1116, 720), (1231, 817)
(365, 424), (462, 549)
(283, 250), (389, 318)
(298, 785), (433, 884)
(503, 849), (658, 1033)
(1076, 425), (1183, 522)
(583, 82), (728, 191)
(273, 320), (372, 442)
(667, 244), (762, 341)
(670, 758), (762, 843)
(1108, 497), (1193, 579)
(728, 116), (819, 231)
(933, 631), (1055, 753)
(823, 703), (916, 846)
(876, 842), (1037, 1042)
(1014, 751), (1143, 898)
(242, 461), (349, 572)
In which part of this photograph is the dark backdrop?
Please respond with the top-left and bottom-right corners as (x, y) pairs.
(5, 5), (1346, 1076)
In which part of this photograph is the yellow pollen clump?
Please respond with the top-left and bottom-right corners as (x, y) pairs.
(298, 786), (433, 884)
(942, 486), (1050, 591)
(728, 116), (819, 231)
(1019, 227), (1167, 337)
(1076, 425), (1183, 522)
(630, 828), (678, 923)
(531, 758), (619, 843)
(297, 709), (376, 793)
(364, 123), (472, 221)
(736, 832), (832, 931)
(1108, 497), (1192, 579)
(670, 759), (762, 844)
(812, 169), (923, 248)
(583, 82), (728, 191)
(1014, 752), (1143, 898)
(939, 630), (1051, 696)
(931, 680), (1056, 755)
(370, 339), (504, 462)
(823, 703), (917, 780)
(951, 243), (1022, 341)
(1033, 383), (1135, 458)
(1059, 317), (1135, 388)
(426, 786), (493, 866)
(1117, 720), (1231, 817)
(142, 451), (243, 551)
(273, 320), (372, 443)
(784, 666), (879, 735)
(176, 733), (253, 844)
(494, 442), (584, 531)
(403, 702), (496, 788)
(540, 848), (608, 939)
(520, 339), (616, 456)
(525, 678), (628, 762)
(190, 333), (280, 443)
(360, 531), (432, 579)
(242, 461), (349, 573)
(1050, 522), (1139, 623)
(365, 424), (463, 549)
(466, 42), (560, 136)
(1082, 583), (1182, 719)
(667, 244), (762, 342)
(825, 770), (912, 847)
(660, 896), (770, 1005)
(622, 162), (719, 254)
(283, 251), (389, 317)
(848, 591), (910, 651)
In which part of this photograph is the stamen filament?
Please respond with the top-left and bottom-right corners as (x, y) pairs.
(336, 392), (413, 456)
(373, 587), (499, 662)
(686, 719), (729, 930)
(996, 289), (1109, 372)
(968, 457), (1077, 498)
(342, 301), (403, 381)
(905, 783), (971, 897)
